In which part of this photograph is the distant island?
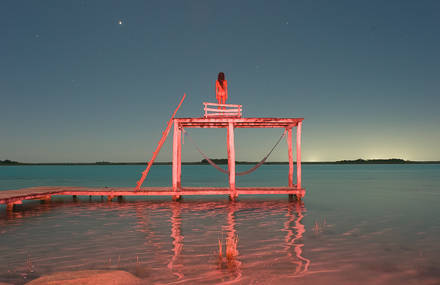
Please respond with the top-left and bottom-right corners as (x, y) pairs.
(334, 158), (408, 164)
(0, 159), (19, 165)
(1, 158), (439, 165)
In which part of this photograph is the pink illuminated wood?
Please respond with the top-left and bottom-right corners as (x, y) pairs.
(0, 115), (306, 206)
(172, 120), (179, 192)
(287, 128), (294, 187)
(171, 116), (305, 196)
(296, 121), (302, 189)
(203, 102), (242, 118)
(175, 117), (303, 129)
(136, 94), (186, 190)
(227, 121), (236, 195)
(173, 124), (182, 200)
(177, 126), (182, 188)
(0, 186), (65, 205)
(1, 186), (305, 206)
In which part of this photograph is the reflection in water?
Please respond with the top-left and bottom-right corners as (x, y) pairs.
(219, 201), (242, 280)
(1, 199), (310, 284)
(155, 199), (307, 283)
(168, 201), (184, 280)
(284, 200), (310, 277)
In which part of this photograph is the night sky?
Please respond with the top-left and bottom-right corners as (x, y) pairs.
(1, 0), (439, 163)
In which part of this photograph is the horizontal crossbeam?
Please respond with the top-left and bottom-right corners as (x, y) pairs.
(175, 117), (303, 128)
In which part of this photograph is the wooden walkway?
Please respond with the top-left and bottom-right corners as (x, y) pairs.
(0, 186), (305, 210)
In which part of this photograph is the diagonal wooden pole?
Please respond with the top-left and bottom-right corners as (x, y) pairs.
(136, 94), (186, 190)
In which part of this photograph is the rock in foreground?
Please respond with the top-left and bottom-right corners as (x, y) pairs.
(26, 270), (142, 285)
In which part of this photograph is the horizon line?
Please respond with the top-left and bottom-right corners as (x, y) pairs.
(2, 158), (440, 165)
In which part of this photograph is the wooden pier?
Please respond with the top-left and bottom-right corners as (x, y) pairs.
(0, 186), (305, 211)
(1, 100), (305, 210)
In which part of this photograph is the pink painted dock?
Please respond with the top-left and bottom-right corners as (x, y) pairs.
(0, 186), (306, 210)
(1, 101), (305, 210)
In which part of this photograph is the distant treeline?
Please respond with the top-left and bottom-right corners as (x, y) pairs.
(200, 159), (293, 165)
(335, 158), (407, 164)
(0, 159), (19, 165)
(2, 158), (440, 165)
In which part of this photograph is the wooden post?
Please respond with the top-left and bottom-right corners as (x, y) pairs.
(40, 195), (51, 204)
(6, 203), (14, 211)
(172, 120), (182, 201)
(227, 121), (236, 199)
(177, 126), (182, 189)
(7, 200), (23, 211)
(296, 122), (302, 189)
(287, 128), (294, 188)
(172, 120), (179, 192)
(136, 94), (186, 190)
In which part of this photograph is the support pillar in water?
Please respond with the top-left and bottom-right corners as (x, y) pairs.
(227, 121), (236, 200)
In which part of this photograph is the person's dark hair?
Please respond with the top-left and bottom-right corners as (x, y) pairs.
(217, 72), (225, 88)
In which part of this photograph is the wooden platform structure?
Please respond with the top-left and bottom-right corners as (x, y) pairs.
(1, 100), (305, 210)
(0, 186), (305, 211)
(171, 115), (304, 200)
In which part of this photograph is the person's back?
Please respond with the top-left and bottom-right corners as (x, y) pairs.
(216, 72), (228, 109)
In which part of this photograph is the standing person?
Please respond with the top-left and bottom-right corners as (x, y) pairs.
(215, 72), (228, 109)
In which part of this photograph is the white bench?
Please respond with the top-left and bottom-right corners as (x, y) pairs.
(203, 102), (242, 118)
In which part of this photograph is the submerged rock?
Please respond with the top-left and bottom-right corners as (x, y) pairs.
(25, 270), (142, 285)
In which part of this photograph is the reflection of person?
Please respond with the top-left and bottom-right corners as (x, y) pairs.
(215, 72), (228, 109)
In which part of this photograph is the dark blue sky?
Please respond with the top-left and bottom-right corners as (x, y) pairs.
(1, 0), (439, 162)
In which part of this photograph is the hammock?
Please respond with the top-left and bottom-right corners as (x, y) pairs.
(184, 129), (286, 176)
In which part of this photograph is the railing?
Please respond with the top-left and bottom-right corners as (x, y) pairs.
(203, 102), (242, 118)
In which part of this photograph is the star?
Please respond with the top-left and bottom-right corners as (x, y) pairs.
(117, 19), (124, 25)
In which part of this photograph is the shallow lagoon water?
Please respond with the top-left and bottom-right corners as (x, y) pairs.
(1, 164), (439, 284)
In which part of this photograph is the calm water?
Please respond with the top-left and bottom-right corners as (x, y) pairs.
(1, 164), (440, 284)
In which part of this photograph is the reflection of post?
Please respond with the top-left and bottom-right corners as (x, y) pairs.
(226, 202), (237, 245)
(284, 201), (302, 271)
(223, 201), (241, 276)
(168, 202), (183, 279)
(284, 200), (310, 276)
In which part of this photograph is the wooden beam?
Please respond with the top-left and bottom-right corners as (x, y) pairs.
(136, 94), (186, 190)
(172, 120), (179, 192)
(227, 121), (236, 198)
(177, 126), (182, 189)
(296, 122), (302, 189)
(175, 117), (303, 129)
(287, 128), (294, 187)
